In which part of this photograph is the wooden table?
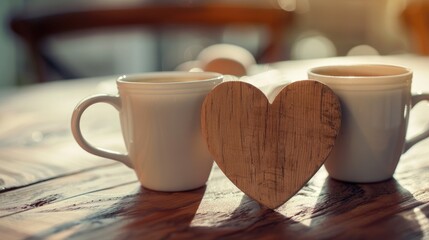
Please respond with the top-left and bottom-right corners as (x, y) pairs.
(0, 55), (428, 239)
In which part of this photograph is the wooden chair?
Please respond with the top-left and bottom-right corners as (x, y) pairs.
(401, 1), (429, 55)
(9, 3), (294, 83)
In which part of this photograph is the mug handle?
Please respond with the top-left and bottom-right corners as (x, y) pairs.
(71, 94), (132, 168)
(404, 93), (429, 152)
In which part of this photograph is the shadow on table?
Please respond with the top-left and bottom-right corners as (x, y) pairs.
(25, 177), (424, 239)
(122, 187), (304, 239)
(25, 185), (207, 240)
(108, 186), (208, 239)
(308, 178), (424, 239)
(174, 194), (311, 239)
(182, 178), (425, 239)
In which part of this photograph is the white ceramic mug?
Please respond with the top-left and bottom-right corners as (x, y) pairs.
(308, 64), (429, 183)
(71, 72), (223, 191)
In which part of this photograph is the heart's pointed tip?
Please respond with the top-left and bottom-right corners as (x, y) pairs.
(258, 200), (285, 210)
(244, 193), (285, 209)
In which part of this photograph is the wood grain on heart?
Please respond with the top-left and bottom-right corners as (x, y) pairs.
(201, 80), (341, 209)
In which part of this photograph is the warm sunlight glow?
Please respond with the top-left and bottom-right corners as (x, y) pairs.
(413, 208), (429, 239)
(347, 45), (380, 56)
(291, 34), (337, 60)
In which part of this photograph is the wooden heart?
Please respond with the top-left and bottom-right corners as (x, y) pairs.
(201, 80), (341, 209)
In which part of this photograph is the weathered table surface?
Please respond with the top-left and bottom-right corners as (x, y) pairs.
(0, 55), (428, 239)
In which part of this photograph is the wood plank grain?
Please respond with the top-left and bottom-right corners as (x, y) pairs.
(0, 133), (124, 192)
(0, 163), (136, 217)
(0, 78), (124, 192)
(0, 153), (426, 239)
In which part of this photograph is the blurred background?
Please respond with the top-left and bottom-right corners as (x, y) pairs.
(0, 0), (424, 86)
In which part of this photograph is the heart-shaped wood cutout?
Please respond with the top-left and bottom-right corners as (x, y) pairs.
(201, 80), (341, 209)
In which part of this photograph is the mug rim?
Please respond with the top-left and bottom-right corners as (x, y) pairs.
(117, 71), (223, 85)
(307, 64), (412, 87)
(116, 71), (223, 93)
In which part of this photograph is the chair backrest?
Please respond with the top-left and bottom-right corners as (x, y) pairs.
(401, 1), (429, 55)
(10, 3), (294, 83)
